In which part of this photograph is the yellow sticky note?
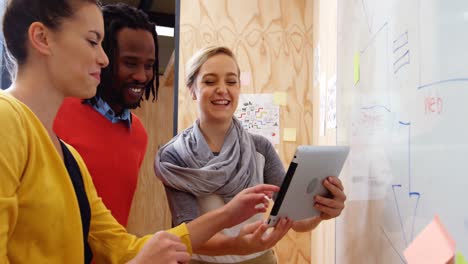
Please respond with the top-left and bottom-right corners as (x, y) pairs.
(354, 53), (360, 85)
(403, 215), (456, 264)
(457, 252), (468, 264)
(283, 128), (297, 142)
(273, 92), (287, 106)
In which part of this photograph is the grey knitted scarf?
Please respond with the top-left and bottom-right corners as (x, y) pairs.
(155, 118), (259, 202)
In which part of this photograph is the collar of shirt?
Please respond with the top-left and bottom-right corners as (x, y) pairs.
(87, 97), (132, 127)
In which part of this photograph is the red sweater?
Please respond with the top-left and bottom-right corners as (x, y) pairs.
(54, 98), (147, 226)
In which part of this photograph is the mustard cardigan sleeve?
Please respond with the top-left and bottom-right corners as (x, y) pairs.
(67, 145), (192, 263)
(0, 98), (27, 263)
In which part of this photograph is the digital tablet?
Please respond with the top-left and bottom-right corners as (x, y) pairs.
(267, 145), (350, 227)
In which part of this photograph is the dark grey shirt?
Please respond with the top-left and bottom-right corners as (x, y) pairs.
(160, 133), (285, 226)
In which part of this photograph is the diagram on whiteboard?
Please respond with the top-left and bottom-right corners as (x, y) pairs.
(234, 94), (280, 145)
(337, 0), (468, 263)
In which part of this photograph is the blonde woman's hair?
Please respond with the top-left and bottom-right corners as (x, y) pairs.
(185, 46), (240, 89)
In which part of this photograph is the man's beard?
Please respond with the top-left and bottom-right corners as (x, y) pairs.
(123, 99), (142, 109)
(113, 83), (146, 110)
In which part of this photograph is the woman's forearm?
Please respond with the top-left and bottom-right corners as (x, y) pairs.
(292, 217), (322, 232)
(186, 207), (230, 250)
(191, 233), (239, 255)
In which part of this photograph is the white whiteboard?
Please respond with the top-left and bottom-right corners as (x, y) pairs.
(337, 0), (468, 263)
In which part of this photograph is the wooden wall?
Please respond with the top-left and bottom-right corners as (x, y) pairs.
(177, 0), (314, 263)
(127, 53), (175, 236)
(310, 0), (338, 263)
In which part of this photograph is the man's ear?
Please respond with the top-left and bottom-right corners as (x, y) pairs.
(28, 22), (52, 56)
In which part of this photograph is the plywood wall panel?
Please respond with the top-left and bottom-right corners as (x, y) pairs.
(126, 53), (176, 236)
(310, 0), (338, 263)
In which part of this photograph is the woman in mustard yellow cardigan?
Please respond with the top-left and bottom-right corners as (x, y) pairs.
(0, 1), (279, 263)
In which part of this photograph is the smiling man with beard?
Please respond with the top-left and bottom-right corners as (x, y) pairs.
(54, 3), (159, 227)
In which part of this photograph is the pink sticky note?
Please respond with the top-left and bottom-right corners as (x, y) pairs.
(403, 215), (456, 264)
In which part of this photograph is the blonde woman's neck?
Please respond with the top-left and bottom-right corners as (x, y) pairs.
(198, 118), (232, 153)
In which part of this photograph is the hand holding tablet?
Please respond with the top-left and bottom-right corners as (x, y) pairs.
(267, 146), (349, 227)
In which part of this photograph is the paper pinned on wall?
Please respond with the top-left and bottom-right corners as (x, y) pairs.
(235, 94), (280, 145)
(273, 92), (288, 106)
(283, 128), (297, 142)
(354, 53), (360, 85)
(403, 215), (456, 264)
(326, 74), (337, 129)
(240, 71), (252, 87)
(319, 73), (326, 137)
